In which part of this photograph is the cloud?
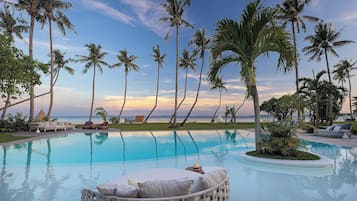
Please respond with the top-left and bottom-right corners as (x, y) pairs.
(15, 37), (85, 53)
(81, 0), (134, 25)
(119, 0), (169, 37)
(335, 11), (357, 24)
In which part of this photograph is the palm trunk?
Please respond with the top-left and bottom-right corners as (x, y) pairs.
(118, 71), (128, 123)
(324, 48), (333, 125)
(291, 22), (301, 121)
(47, 19), (54, 118)
(181, 54), (205, 126)
(144, 63), (161, 123)
(0, 91), (50, 111)
(171, 25), (179, 127)
(89, 65), (96, 122)
(252, 84), (261, 153)
(169, 68), (188, 123)
(1, 92), (11, 120)
(211, 89), (222, 122)
(29, 12), (35, 122)
(348, 72), (353, 120)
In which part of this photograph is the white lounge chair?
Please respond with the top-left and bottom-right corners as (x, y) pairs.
(314, 123), (352, 138)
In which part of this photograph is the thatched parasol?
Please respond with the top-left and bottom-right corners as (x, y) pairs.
(34, 109), (46, 122)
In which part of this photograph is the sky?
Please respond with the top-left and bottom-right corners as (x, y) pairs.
(2, 0), (357, 118)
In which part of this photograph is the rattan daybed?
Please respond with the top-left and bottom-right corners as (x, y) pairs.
(81, 167), (230, 201)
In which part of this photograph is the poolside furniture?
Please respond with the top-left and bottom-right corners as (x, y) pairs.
(314, 123), (352, 138)
(29, 121), (75, 132)
(134, 115), (144, 123)
(98, 121), (109, 130)
(81, 167), (230, 201)
(83, 121), (97, 129)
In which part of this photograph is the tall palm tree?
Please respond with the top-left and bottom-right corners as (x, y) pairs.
(303, 22), (354, 124)
(209, 0), (294, 152)
(169, 49), (197, 123)
(16, 0), (42, 121)
(144, 45), (166, 123)
(0, 4), (28, 41)
(112, 49), (139, 123)
(209, 76), (226, 123)
(161, 0), (193, 127)
(182, 29), (210, 126)
(52, 49), (74, 86)
(39, 0), (75, 118)
(76, 44), (109, 122)
(334, 59), (357, 120)
(279, 0), (318, 121)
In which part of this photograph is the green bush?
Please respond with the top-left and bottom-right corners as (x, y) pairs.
(260, 120), (300, 157)
(1, 113), (29, 132)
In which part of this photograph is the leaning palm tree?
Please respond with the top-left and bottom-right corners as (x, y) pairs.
(144, 45), (166, 123)
(52, 49), (74, 86)
(303, 22), (354, 124)
(0, 4), (28, 41)
(161, 0), (193, 127)
(95, 106), (108, 122)
(334, 59), (357, 120)
(279, 0), (319, 121)
(169, 49), (197, 123)
(112, 49), (139, 123)
(209, 76), (226, 123)
(16, 0), (42, 121)
(39, 0), (76, 118)
(181, 29), (210, 126)
(76, 44), (109, 122)
(209, 0), (294, 152)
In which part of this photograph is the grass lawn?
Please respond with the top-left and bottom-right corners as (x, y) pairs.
(108, 122), (257, 131)
(246, 150), (320, 160)
(0, 133), (29, 143)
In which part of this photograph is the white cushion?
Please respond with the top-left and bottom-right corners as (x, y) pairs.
(325, 126), (333, 131)
(96, 184), (117, 196)
(115, 184), (138, 198)
(201, 169), (227, 190)
(333, 125), (341, 131)
(137, 179), (193, 198)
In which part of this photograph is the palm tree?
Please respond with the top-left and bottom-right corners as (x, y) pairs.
(334, 59), (357, 120)
(169, 49), (197, 123)
(16, 0), (42, 121)
(95, 106), (108, 122)
(144, 45), (166, 123)
(39, 0), (75, 118)
(209, 77), (226, 123)
(279, 0), (319, 121)
(112, 49), (139, 123)
(52, 49), (74, 86)
(303, 22), (354, 124)
(182, 29), (210, 126)
(209, 0), (294, 152)
(0, 4), (28, 41)
(76, 44), (109, 122)
(161, 0), (193, 127)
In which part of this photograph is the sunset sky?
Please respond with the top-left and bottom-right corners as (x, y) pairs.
(3, 0), (357, 118)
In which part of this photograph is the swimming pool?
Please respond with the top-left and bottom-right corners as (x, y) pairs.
(0, 130), (356, 201)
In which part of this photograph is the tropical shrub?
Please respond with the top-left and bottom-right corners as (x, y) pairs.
(0, 113), (29, 132)
(260, 94), (296, 121)
(260, 120), (300, 156)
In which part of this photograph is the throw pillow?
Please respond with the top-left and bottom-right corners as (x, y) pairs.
(96, 184), (117, 196)
(138, 179), (193, 198)
(115, 184), (138, 198)
(201, 169), (227, 190)
(333, 125), (342, 131)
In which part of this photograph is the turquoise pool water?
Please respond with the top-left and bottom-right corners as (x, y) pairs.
(0, 130), (356, 201)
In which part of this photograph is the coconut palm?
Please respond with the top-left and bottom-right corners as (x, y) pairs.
(181, 29), (210, 126)
(161, 0), (193, 127)
(76, 44), (109, 122)
(303, 22), (354, 124)
(0, 4), (28, 41)
(95, 106), (108, 122)
(112, 49), (139, 123)
(16, 0), (42, 121)
(210, 77), (226, 123)
(144, 45), (166, 123)
(209, 0), (294, 152)
(39, 0), (75, 118)
(52, 49), (74, 86)
(169, 49), (197, 123)
(334, 59), (357, 120)
(279, 0), (319, 121)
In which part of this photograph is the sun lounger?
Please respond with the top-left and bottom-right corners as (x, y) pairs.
(314, 123), (352, 138)
(81, 167), (230, 201)
(135, 115), (144, 123)
(29, 121), (75, 132)
(98, 121), (109, 130)
(82, 121), (96, 129)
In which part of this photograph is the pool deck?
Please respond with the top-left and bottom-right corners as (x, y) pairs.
(1, 128), (357, 148)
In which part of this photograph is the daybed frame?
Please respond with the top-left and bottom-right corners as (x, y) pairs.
(81, 176), (230, 201)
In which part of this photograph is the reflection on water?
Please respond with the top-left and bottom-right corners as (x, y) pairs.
(0, 130), (356, 201)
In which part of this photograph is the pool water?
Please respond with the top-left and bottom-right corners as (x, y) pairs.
(0, 130), (356, 201)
